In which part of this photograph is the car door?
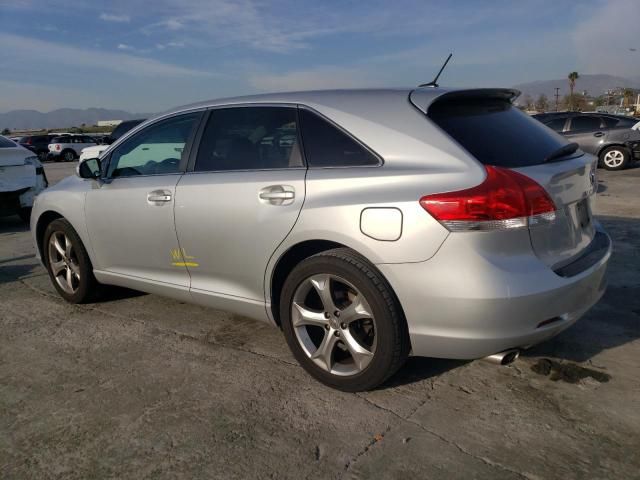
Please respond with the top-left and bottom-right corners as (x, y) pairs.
(564, 115), (606, 155)
(174, 106), (306, 314)
(84, 111), (202, 294)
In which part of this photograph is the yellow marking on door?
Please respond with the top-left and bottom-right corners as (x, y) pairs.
(170, 248), (198, 267)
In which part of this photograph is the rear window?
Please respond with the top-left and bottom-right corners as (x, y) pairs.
(428, 98), (570, 167)
(51, 137), (66, 143)
(0, 136), (16, 148)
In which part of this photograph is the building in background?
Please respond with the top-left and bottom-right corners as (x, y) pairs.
(97, 120), (123, 127)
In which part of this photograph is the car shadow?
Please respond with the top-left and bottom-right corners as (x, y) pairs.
(95, 286), (148, 302)
(0, 263), (41, 285)
(380, 357), (469, 389)
(0, 215), (28, 233)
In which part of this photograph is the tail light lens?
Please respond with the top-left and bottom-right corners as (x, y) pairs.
(55, 144), (61, 151)
(420, 166), (556, 232)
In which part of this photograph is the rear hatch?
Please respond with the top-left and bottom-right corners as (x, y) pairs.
(416, 89), (597, 270)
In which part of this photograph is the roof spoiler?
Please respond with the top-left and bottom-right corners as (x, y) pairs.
(409, 88), (521, 114)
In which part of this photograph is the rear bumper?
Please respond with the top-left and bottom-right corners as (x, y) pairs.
(378, 226), (611, 359)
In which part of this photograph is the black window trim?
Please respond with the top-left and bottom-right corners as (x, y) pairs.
(100, 109), (205, 182)
(297, 105), (384, 169)
(185, 103), (308, 174)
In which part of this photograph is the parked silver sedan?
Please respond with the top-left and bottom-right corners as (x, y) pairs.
(31, 88), (611, 391)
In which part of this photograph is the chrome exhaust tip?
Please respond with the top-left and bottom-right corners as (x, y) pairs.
(483, 349), (520, 365)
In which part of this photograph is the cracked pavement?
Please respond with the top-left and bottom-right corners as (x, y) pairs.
(1, 162), (639, 479)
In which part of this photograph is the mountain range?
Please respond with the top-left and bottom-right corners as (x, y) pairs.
(0, 108), (151, 131)
(2, 74), (640, 130)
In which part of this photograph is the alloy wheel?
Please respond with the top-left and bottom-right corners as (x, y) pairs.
(291, 274), (376, 376)
(64, 151), (75, 162)
(48, 232), (81, 294)
(603, 149), (624, 168)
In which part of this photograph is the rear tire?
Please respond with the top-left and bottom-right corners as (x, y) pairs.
(280, 248), (409, 391)
(600, 146), (630, 170)
(62, 149), (77, 162)
(43, 218), (101, 303)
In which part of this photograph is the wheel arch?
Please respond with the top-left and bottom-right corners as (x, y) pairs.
(268, 239), (408, 336)
(61, 148), (77, 159)
(596, 142), (630, 159)
(35, 210), (64, 260)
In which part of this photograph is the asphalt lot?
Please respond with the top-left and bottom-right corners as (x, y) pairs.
(1, 162), (639, 479)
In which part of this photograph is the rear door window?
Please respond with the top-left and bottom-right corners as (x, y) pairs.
(544, 117), (567, 132)
(568, 116), (602, 132)
(195, 106), (303, 172)
(428, 98), (571, 167)
(299, 109), (380, 167)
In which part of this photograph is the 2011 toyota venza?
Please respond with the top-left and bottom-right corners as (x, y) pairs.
(31, 88), (611, 391)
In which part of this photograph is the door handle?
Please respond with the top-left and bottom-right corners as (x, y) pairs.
(147, 190), (172, 203)
(259, 191), (294, 200)
(259, 185), (295, 205)
(593, 132), (605, 137)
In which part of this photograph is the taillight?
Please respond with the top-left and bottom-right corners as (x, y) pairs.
(55, 144), (61, 151)
(419, 166), (556, 232)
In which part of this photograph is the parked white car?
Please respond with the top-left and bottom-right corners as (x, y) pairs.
(0, 136), (48, 222)
(48, 135), (97, 162)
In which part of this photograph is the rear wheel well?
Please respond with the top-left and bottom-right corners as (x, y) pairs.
(269, 240), (408, 338)
(597, 143), (630, 159)
(36, 211), (63, 258)
(270, 240), (346, 327)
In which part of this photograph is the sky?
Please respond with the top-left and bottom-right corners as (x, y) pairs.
(0, 0), (638, 113)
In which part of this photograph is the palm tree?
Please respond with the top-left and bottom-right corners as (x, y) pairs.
(568, 72), (579, 111)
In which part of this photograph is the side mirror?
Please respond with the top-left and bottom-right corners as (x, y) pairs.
(77, 157), (101, 179)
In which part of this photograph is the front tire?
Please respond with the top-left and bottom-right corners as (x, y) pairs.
(280, 248), (409, 391)
(43, 218), (100, 303)
(600, 146), (630, 170)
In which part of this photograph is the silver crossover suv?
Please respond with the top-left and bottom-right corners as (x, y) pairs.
(31, 88), (611, 391)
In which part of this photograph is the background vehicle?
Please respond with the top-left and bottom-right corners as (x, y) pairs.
(48, 134), (96, 162)
(0, 136), (47, 222)
(18, 134), (57, 162)
(31, 88), (610, 391)
(79, 119), (145, 162)
(533, 112), (640, 170)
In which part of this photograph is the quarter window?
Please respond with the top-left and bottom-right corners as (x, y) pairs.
(194, 107), (303, 172)
(107, 113), (199, 178)
(299, 109), (379, 167)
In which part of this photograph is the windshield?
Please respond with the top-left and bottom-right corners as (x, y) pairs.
(429, 98), (574, 167)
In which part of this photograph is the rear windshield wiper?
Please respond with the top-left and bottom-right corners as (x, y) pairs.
(544, 142), (579, 163)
